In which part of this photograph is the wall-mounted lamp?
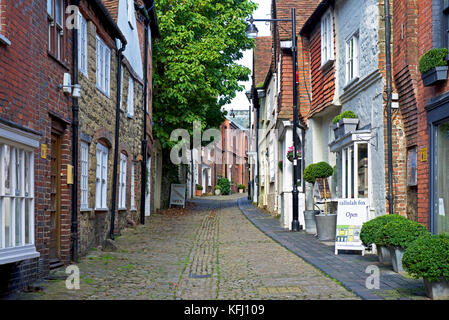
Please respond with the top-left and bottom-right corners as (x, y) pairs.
(58, 73), (82, 98)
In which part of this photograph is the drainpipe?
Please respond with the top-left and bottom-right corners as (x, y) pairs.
(71, 0), (81, 262)
(384, 0), (394, 215)
(110, 41), (127, 240)
(137, 5), (151, 225)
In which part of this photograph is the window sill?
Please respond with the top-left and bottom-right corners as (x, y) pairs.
(320, 59), (335, 72)
(47, 51), (70, 71)
(95, 208), (109, 213)
(80, 208), (93, 212)
(96, 86), (111, 99)
(0, 33), (11, 46)
(130, 208), (137, 212)
(118, 208), (127, 212)
(127, 114), (134, 119)
(343, 77), (360, 91)
(0, 245), (40, 265)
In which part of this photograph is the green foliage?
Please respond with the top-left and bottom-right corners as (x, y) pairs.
(378, 218), (430, 249)
(237, 184), (246, 190)
(214, 185), (221, 190)
(360, 214), (406, 246)
(217, 177), (231, 195)
(153, 0), (258, 148)
(303, 162), (333, 184)
(278, 160), (283, 170)
(403, 234), (449, 282)
(332, 110), (357, 124)
(196, 184), (203, 190)
(419, 48), (449, 74)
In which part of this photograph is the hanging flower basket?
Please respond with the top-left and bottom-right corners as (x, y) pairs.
(286, 146), (301, 162)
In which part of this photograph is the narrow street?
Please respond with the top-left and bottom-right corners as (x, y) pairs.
(12, 195), (358, 300)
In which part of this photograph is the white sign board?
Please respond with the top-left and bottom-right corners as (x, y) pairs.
(335, 198), (369, 255)
(169, 184), (186, 208)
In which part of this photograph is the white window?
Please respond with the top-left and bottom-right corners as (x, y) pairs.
(345, 32), (359, 84)
(96, 35), (111, 96)
(80, 142), (89, 209)
(47, 0), (64, 60)
(78, 13), (88, 77)
(127, 77), (134, 117)
(340, 142), (369, 199)
(0, 125), (40, 265)
(130, 162), (136, 210)
(119, 154), (127, 209)
(321, 10), (334, 66)
(95, 143), (108, 209)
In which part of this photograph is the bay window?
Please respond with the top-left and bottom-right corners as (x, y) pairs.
(0, 123), (40, 264)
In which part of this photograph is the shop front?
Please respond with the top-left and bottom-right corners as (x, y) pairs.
(427, 96), (449, 234)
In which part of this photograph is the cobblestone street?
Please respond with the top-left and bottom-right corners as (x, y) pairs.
(11, 195), (358, 300)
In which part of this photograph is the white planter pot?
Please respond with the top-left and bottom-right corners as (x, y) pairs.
(378, 245), (392, 266)
(239, 189), (243, 193)
(215, 189), (221, 196)
(389, 247), (405, 273)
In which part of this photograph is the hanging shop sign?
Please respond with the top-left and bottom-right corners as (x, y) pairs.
(335, 198), (369, 255)
(169, 184), (186, 208)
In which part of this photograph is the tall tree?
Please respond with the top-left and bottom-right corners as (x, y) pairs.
(153, 0), (257, 148)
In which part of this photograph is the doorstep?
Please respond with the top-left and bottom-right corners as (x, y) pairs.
(237, 198), (427, 300)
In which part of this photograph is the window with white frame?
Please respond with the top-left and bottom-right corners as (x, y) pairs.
(345, 32), (359, 84)
(78, 12), (88, 77)
(47, 0), (64, 60)
(119, 153), (127, 209)
(96, 35), (111, 96)
(0, 126), (40, 265)
(130, 162), (136, 209)
(127, 77), (134, 117)
(321, 9), (334, 66)
(80, 142), (89, 209)
(339, 142), (369, 199)
(95, 143), (108, 209)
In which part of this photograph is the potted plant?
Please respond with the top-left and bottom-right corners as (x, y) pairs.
(419, 48), (449, 86)
(286, 146), (301, 162)
(195, 184), (203, 196)
(237, 184), (246, 193)
(214, 185), (221, 196)
(332, 110), (359, 140)
(303, 164), (320, 234)
(403, 234), (449, 300)
(360, 214), (406, 265)
(304, 162), (335, 240)
(378, 218), (430, 273)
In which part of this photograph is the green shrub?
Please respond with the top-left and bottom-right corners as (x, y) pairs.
(403, 234), (449, 282)
(214, 185), (221, 190)
(419, 48), (448, 74)
(237, 184), (246, 190)
(378, 218), (430, 249)
(196, 184), (203, 190)
(304, 162), (333, 184)
(332, 110), (357, 124)
(217, 178), (230, 195)
(360, 214), (406, 246)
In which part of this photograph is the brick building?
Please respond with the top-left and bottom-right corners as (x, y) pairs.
(394, 0), (449, 234)
(0, 0), (74, 293)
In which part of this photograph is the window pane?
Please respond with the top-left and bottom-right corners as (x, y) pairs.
(25, 199), (30, 244)
(357, 144), (368, 197)
(47, 0), (53, 17)
(55, 0), (62, 25)
(350, 146), (354, 198)
(15, 198), (22, 246)
(4, 145), (10, 195)
(4, 197), (11, 247)
(437, 121), (449, 234)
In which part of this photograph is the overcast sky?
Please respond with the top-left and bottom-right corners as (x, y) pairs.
(222, 0), (271, 112)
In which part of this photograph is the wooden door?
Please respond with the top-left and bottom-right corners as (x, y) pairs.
(49, 133), (61, 262)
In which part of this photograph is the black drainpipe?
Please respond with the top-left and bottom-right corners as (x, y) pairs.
(110, 41), (127, 240)
(71, 0), (81, 262)
(138, 4), (151, 225)
(385, 0), (394, 215)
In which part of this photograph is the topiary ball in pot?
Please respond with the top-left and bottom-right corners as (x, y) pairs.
(403, 234), (449, 299)
(360, 214), (406, 247)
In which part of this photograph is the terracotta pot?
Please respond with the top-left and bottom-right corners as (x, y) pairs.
(195, 190), (202, 196)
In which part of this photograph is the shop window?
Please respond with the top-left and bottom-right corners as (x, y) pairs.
(339, 142), (369, 199)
